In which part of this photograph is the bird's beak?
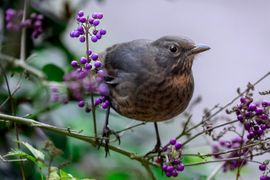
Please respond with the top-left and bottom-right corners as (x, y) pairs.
(189, 45), (210, 56)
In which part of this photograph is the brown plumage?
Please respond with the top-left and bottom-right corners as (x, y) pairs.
(104, 36), (209, 122)
(100, 36), (209, 156)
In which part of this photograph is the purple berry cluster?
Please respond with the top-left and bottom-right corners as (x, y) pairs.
(59, 10), (109, 113)
(5, 8), (44, 39)
(156, 138), (184, 177)
(212, 137), (249, 172)
(235, 96), (270, 140)
(259, 162), (270, 180)
(69, 11), (106, 43)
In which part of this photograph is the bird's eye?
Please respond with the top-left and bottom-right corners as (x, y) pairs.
(169, 45), (178, 53)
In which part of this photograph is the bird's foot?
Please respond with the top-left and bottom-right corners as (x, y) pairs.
(144, 142), (162, 157)
(98, 126), (121, 157)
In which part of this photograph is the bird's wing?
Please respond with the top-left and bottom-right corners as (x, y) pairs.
(104, 39), (155, 85)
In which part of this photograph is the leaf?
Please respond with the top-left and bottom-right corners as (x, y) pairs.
(4, 149), (46, 168)
(42, 64), (64, 82)
(20, 141), (45, 161)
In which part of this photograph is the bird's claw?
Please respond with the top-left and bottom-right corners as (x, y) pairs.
(144, 142), (162, 157)
(98, 126), (120, 157)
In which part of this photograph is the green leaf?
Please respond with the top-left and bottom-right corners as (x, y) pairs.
(4, 149), (46, 168)
(42, 64), (64, 82)
(20, 141), (45, 161)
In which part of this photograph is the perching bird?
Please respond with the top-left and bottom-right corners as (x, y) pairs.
(101, 36), (210, 155)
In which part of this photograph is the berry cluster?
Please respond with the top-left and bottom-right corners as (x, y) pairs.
(212, 137), (249, 172)
(58, 10), (109, 113)
(156, 138), (184, 177)
(235, 96), (270, 140)
(5, 8), (44, 39)
(69, 11), (106, 43)
(259, 162), (270, 180)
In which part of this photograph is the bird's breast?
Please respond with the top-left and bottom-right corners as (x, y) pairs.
(111, 73), (194, 122)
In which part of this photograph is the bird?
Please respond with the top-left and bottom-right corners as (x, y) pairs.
(101, 36), (210, 156)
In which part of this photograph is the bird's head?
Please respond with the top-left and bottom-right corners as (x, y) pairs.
(151, 36), (210, 75)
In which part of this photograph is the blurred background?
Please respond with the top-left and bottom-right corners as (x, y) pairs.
(0, 0), (270, 179)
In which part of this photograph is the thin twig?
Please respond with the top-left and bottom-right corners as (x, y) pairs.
(205, 72), (270, 122)
(20, 0), (28, 62)
(207, 162), (224, 180)
(182, 120), (239, 146)
(180, 71), (270, 140)
(182, 138), (270, 158)
(116, 122), (147, 134)
(185, 150), (270, 167)
(0, 64), (25, 179)
(85, 23), (97, 142)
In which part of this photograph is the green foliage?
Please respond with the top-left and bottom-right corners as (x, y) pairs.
(42, 64), (64, 82)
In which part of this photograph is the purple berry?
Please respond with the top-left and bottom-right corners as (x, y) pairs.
(100, 29), (107, 35)
(259, 164), (267, 171)
(256, 107), (264, 115)
(94, 61), (102, 68)
(169, 138), (176, 145)
(97, 13), (103, 19)
(36, 14), (44, 20)
(78, 100), (85, 108)
(262, 100), (270, 107)
(85, 107), (91, 113)
(74, 31), (80, 37)
(79, 36), (86, 42)
(96, 32), (102, 39)
(79, 17), (86, 23)
(94, 98), (103, 106)
(175, 143), (182, 150)
(260, 114), (268, 120)
(93, 20), (100, 26)
(77, 10), (84, 17)
(165, 172), (172, 177)
(167, 166), (174, 172)
(87, 49), (92, 55)
(97, 69), (107, 78)
(172, 171), (178, 177)
(91, 53), (98, 60)
(98, 83), (109, 96)
(162, 165), (168, 171)
(176, 164), (185, 172)
(248, 103), (257, 111)
(101, 100), (110, 109)
(237, 114), (244, 121)
(70, 31), (76, 38)
(92, 30), (98, 35)
(88, 18), (94, 24)
(240, 97), (247, 104)
(261, 124), (267, 130)
(247, 132), (254, 139)
(85, 63), (92, 70)
(260, 175), (270, 180)
(92, 12), (98, 19)
(77, 26), (84, 33)
(71, 60), (78, 68)
(80, 57), (87, 64)
(91, 36), (98, 42)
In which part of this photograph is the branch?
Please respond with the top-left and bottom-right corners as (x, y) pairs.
(182, 119), (239, 146)
(0, 53), (46, 79)
(0, 113), (157, 176)
(185, 150), (270, 167)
